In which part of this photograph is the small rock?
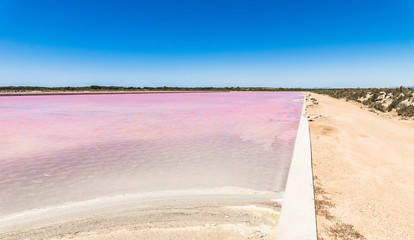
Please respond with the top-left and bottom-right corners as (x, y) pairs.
(308, 115), (318, 121)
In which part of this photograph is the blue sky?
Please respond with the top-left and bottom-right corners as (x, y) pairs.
(1, 0), (414, 87)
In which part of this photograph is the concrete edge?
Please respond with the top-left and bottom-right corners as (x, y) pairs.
(275, 95), (317, 240)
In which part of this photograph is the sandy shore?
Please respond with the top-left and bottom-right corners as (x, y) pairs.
(0, 192), (281, 240)
(308, 93), (414, 239)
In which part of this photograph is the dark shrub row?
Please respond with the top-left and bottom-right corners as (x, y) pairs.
(397, 105), (414, 117)
(313, 87), (413, 115)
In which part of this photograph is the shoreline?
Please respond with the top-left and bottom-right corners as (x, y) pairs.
(0, 90), (305, 97)
(0, 187), (283, 240)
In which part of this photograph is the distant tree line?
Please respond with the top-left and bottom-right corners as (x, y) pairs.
(0, 85), (311, 92)
(2, 85), (412, 95)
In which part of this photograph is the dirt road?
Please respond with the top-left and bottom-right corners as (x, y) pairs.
(308, 93), (414, 240)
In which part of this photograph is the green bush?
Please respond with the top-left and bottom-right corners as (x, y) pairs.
(369, 92), (378, 102)
(397, 105), (414, 117)
(387, 97), (403, 111)
(362, 99), (371, 106)
(371, 102), (385, 112)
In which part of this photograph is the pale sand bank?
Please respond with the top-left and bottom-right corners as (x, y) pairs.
(308, 93), (414, 239)
(0, 189), (282, 240)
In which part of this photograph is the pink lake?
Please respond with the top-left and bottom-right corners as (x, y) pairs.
(0, 92), (303, 218)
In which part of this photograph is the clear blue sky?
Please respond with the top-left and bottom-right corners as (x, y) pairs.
(1, 0), (413, 87)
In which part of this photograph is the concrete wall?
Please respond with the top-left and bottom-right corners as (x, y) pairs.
(275, 99), (317, 240)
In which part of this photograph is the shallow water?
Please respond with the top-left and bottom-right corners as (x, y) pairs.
(0, 92), (303, 218)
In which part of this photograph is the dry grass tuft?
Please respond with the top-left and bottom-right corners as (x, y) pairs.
(314, 186), (335, 221)
(328, 222), (365, 240)
(314, 176), (365, 240)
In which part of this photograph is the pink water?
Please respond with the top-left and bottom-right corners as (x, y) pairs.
(0, 92), (303, 217)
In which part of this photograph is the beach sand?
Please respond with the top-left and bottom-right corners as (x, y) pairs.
(308, 93), (414, 239)
(0, 193), (281, 240)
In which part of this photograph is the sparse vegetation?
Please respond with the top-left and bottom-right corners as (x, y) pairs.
(371, 102), (385, 112)
(314, 176), (365, 240)
(312, 87), (414, 118)
(397, 105), (414, 117)
(328, 222), (366, 240)
(387, 97), (403, 112)
(314, 185), (335, 220)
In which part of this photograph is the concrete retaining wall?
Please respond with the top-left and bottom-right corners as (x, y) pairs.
(275, 99), (317, 240)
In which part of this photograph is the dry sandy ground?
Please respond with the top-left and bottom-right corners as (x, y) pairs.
(0, 194), (281, 240)
(308, 93), (414, 240)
